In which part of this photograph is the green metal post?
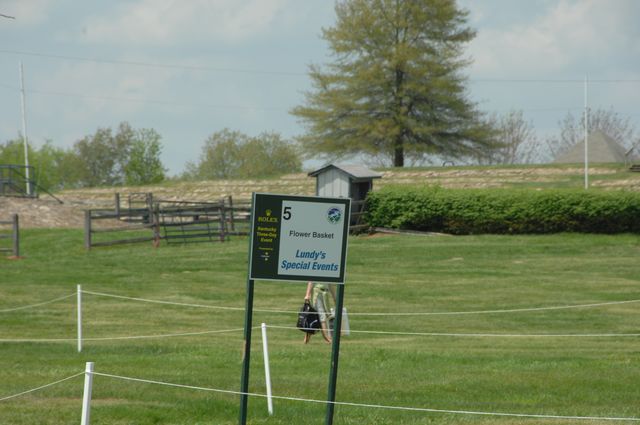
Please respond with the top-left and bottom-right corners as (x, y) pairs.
(325, 283), (345, 425)
(239, 278), (255, 425)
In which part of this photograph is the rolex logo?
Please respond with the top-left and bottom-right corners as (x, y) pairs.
(258, 209), (278, 223)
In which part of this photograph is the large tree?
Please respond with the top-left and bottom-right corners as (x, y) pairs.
(74, 122), (166, 187)
(184, 129), (245, 180)
(292, 0), (495, 167)
(124, 128), (166, 185)
(73, 124), (130, 186)
(184, 129), (301, 180)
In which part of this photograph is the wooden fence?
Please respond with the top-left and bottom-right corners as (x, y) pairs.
(0, 214), (19, 257)
(84, 194), (251, 250)
(84, 193), (368, 249)
(157, 199), (229, 244)
(349, 199), (369, 234)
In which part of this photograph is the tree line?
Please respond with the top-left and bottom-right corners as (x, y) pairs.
(1, 107), (634, 192)
(0, 123), (302, 190)
(0, 122), (166, 190)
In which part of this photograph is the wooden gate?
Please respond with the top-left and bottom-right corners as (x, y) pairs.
(84, 194), (251, 249)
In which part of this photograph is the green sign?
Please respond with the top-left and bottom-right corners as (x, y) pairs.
(241, 193), (351, 425)
(249, 193), (350, 283)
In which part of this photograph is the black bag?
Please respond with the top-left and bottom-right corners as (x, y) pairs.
(297, 300), (320, 334)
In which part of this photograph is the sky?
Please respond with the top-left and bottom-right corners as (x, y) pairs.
(0, 0), (638, 175)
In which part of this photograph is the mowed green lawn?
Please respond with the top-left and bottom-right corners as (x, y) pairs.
(1, 229), (639, 424)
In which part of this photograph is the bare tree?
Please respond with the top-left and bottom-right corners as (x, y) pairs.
(474, 110), (542, 165)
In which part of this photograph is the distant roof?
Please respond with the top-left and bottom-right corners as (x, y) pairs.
(554, 130), (632, 163)
(308, 163), (383, 180)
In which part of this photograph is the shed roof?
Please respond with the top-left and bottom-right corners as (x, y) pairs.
(308, 163), (383, 180)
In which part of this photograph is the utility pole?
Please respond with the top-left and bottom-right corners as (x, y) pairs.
(19, 61), (31, 195)
(584, 75), (589, 190)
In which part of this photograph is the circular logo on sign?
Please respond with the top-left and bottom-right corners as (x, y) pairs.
(327, 207), (342, 224)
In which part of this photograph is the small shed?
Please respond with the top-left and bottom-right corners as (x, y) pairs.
(308, 164), (382, 227)
(308, 163), (382, 200)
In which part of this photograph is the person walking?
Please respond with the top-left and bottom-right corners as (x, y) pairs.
(303, 281), (336, 344)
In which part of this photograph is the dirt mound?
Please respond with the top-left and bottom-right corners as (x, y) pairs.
(0, 197), (89, 228)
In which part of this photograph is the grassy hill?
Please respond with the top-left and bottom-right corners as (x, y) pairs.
(58, 163), (640, 205)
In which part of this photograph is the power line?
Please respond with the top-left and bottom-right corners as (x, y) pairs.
(486, 107), (583, 113)
(3, 85), (635, 119)
(471, 79), (640, 83)
(1, 68), (636, 116)
(19, 88), (634, 116)
(0, 48), (308, 77)
(2, 49), (639, 83)
(25, 87), (289, 112)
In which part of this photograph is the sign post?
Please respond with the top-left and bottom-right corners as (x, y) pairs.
(324, 282), (345, 425)
(240, 193), (350, 425)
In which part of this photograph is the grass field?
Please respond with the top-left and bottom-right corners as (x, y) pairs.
(1, 229), (640, 424)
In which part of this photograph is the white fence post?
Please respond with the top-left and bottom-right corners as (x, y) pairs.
(342, 308), (350, 336)
(261, 323), (274, 415)
(330, 307), (350, 336)
(77, 285), (82, 353)
(80, 361), (94, 425)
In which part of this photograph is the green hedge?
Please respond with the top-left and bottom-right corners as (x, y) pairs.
(365, 186), (640, 234)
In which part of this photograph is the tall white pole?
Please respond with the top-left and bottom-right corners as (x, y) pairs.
(19, 61), (31, 195)
(80, 362), (94, 425)
(584, 75), (589, 190)
(261, 323), (274, 415)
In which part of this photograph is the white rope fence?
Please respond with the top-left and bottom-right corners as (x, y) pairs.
(81, 288), (640, 316)
(2, 287), (638, 346)
(0, 372), (83, 402)
(3, 324), (638, 343)
(0, 289), (637, 319)
(0, 327), (247, 343)
(268, 325), (640, 338)
(3, 365), (638, 422)
(81, 289), (245, 311)
(2, 291), (638, 422)
(350, 298), (640, 316)
(0, 293), (75, 313)
(90, 369), (640, 422)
